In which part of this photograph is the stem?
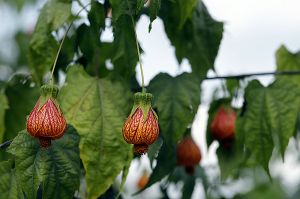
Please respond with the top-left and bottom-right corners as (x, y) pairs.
(204, 70), (300, 80)
(50, 2), (92, 83)
(125, 0), (145, 92)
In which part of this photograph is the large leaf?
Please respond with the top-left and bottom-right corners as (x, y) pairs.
(58, 65), (132, 199)
(148, 0), (161, 31)
(0, 94), (8, 143)
(0, 160), (23, 199)
(7, 126), (80, 199)
(148, 73), (200, 144)
(276, 45), (300, 86)
(28, 0), (72, 84)
(110, 0), (144, 21)
(237, 80), (300, 172)
(160, 0), (223, 78)
(177, 0), (197, 28)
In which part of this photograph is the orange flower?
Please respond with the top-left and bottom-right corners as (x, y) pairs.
(122, 92), (159, 154)
(26, 84), (66, 147)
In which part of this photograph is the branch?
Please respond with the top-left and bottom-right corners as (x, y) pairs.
(204, 70), (300, 80)
(0, 140), (12, 150)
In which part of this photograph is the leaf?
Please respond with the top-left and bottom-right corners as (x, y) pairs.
(58, 65), (132, 199)
(7, 126), (80, 199)
(148, 73), (200, 144)
(0, 160), (24, 199)
(276, 45), (300, 86)
(112, 15), (139, 81)
(177, 0), (197, 28)
(3, 75), (39, 142)
(28, 0), (72, 84)
(0, 94), (8, 143)
(110, 0), (142, 21)
(147, 137), (163, 168)
(237, 80), (300, 172)
(181, 175), (196, 199)
(88, 1), (106, 35)
(160, 0), (223, 78)
(148, 0), (161, 31)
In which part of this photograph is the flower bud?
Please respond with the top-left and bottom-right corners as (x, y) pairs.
(122, 92), (159, 154)
(26, 84), (67, 147)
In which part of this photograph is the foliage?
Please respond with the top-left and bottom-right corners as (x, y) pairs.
(0, 0), (299, 198)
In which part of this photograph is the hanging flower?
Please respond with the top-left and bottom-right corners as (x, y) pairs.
(26, 84), (67, 147)
(122, 92), (159, 154)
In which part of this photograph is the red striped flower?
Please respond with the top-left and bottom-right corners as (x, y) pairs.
(26, 84), (66, 147)
(122, 92), (159, 154)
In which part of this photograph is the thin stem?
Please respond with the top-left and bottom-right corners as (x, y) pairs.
(204, 70), (300, 80)
(125, 0), (145, 92)
(50, 2), (92, 83)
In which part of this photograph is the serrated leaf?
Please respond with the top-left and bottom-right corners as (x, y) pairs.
(58, 65), (132, 199)
(28, 0), (72, 84)
(238, 80), (300, 172)
(0, 94), (8, 143)
(148, 73), (200, 144)
(7, 126), (80, 199)
(0, 160), (24, 199)
(160, 0), (223, 78)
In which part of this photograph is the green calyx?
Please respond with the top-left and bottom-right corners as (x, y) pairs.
(130, 92), (155, 120)
(37, 84), (60, 110)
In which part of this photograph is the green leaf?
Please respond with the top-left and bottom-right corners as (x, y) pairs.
(110, 0), (142, 21)
(112, 15), (138, 80)
(148, 73), (200, 144)
(238, 80), (300, 172)
(28, 0), (72, 84)
(0, 94), (8, 143)
(177, 0), (197, 29)
(276, 45), (300, 86)
(58, 65), (132, 199)
(88, 1), (106, 35)
(7, 126), (80, 199)
(3, 75), (39, 142)
(160, 0), (223, 78)
(181, 175), (196, 199)
(0, 160), (24, 199)
(147, 137), (163, 168)
(148, 0), (161, 31)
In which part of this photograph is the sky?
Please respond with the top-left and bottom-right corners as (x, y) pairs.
(1, 0), (300, 198)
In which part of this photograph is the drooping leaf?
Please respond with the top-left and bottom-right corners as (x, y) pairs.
(7, 126), (80, 199)
(177, 0), (197, 28)
(0, 160), (24, 199)
(0, 94), (8, 143)
(112, 15), (139, 81)
(237, 79), (300, 172)
(28, 0), (72, 84)
(160, 0), (223, 78)
(148, 73), (201, 144)
(58, 65), (132, 199)
(110, 0), (143, 21)
(276, 45), (300, 86)
(181, 175), (196, 199)
(148, 0), (161, 31)
(147, 136), (163, 168)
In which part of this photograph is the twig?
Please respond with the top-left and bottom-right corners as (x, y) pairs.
(204, 70), (300, 80)
(0, 140), (12, 150)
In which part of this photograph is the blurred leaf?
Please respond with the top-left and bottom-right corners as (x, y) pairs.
(14, 31), (31, 67)
(7, 126), (80, 199)
(237, 80), (300, 172)
(58, 65), (132, 199)
(148, 73), (200, 144)
(2, 0), (37, 11)
(226, 79), (240, 97)
(177, 0), (197, 28)
(148, 0), (161, 31)
(0, 160), (24, 199)
(0, 94), (8, 143)
(276, 45), (300, 86)
(110, 0), (143, 21)
(88, 1), (106, 35)
(181, 175), (196, 199)
(3, 75), (39, 141)
(147, 137), (163, 168)
(28, 0), (72, 84)
(112, 15), (138, 81)
(160, 0), (223, 78)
